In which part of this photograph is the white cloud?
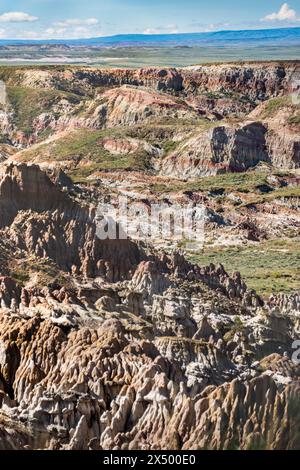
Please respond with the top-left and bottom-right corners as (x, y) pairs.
(143, 28), (160, 35)
(0, 12), (38, 23)
(55, 18), (98, 27)
(45, 27), (67, 36)
(202, 23), (218, 32)
(187, 21), (231, 32)
(16, 30), (41, 39)
(25, 17), (101, 39)
(28, 24), (100, 40)
(261, 3), (298, 22)
(143, 24), (179, 35)
(36, 18), (100, 39)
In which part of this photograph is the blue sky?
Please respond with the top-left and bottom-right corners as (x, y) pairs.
(0, 1), (299, 39)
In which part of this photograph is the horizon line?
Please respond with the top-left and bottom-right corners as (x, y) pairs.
(0, 25), (299, 43)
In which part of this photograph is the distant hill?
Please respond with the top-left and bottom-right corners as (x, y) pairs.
(0, 27), (300, 47)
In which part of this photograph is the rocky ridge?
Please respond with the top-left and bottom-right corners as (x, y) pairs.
(0, 163), (299, 450)
(0, 62), (299, 177)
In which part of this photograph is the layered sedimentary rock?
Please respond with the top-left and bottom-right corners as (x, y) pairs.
(1, 63), (298, 178)
(0, 163), (299, 450)
(88, 85), (198, 128)
(0, 163), (143, 281)
(3, 63), (297, 99)
(0, 62), (299, 450)
(182, 63), (299, 100)
(161, 122), (269, 178)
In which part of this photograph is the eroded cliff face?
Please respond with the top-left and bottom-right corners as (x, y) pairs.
(2, 62), (296, 98)
(161, 122), (269, 178)
(0, 164), (299, 450)
(1, 62), (298, 178)
(0, 63), (299, 450)
(0, 163), (143, 281)
(182, 63), (297, 100)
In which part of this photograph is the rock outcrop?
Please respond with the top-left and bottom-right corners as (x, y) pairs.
(182, 63), (299, 101)
(0, 162), (298, 450)
(161, 122), (269, 178)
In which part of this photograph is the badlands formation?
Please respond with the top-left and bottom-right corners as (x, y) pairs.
(0, 62), (299, 450)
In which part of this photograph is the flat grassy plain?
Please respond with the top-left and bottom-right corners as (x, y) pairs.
(0, 45), (299, 67)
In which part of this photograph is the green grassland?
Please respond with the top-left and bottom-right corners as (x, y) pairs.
(257, 95), (300, 129)
(288, 114), (300, 126)
(19, 128), (155, 181)
(147, 168), (300, 200)
(149, 168), (281, 193)
(10, 256), (74, 289)
(260, 95), (292, 118)
(149, 171), (270, 193)
(0, 46), (299, 68)
(189, 237), (300, 296)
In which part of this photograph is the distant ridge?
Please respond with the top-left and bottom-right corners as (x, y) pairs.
(0, 27), (300, 47)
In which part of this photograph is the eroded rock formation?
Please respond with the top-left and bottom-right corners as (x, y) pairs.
(0, 163), (299, 450)
(0, 62), (299, 450)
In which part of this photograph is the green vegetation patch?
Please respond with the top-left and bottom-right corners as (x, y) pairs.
(149, 170), (271, 194)
(242, 184), (300, 206)
(288, 114), (300, 126)
(260, 95), (292, 118)
(7, 86), (82, 136)
(19, 128), (154, 181)
(10, 257), (75, 289)
(189, 237), (300, 297)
